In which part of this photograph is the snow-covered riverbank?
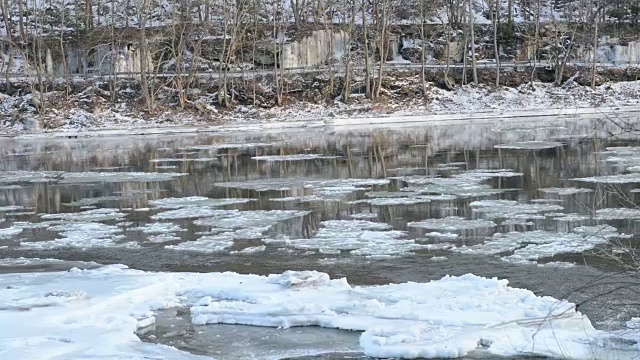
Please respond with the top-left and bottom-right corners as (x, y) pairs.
(2, 81), (640, 137)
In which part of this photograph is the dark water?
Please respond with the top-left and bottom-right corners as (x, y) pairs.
(2, 115), (640, 359)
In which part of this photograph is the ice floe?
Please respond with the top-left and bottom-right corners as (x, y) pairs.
(470, 200), (563, 219)
(41, 208), (127, 222)
(251, 154), (337, 161)
(281, 220), (424, 257)
(20, 222), (138, 250)
(215, 178), (389, 193)
(456, 225), (621, 261)
(408, 216), (496, 231)
(166, 233), (235, 253)
(149, 158), (217, 163)
(539, 187), (594, 195)
(2, 265), (621, 359)
(0, 227), (23, 239)
(149, 196), (255, 209)
(132, 222), (186, 234)
(573, 173), (640, 184)
(494, 141), (564, 150)
(594, 208), (640, 220)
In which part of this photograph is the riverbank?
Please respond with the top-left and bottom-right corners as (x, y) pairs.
(1, 79), (639, 137)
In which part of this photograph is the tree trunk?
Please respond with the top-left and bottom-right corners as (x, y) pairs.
(491, 0), (500, 86)
(591, 17), (598, 90)
(362, 0), (370, 99)
(468, 0), (478, 85)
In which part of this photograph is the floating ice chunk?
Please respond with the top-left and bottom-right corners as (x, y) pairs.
(188, 271), (598, 359)
(350, 212), (378, 219)
(231, 245), (266, 254)
(429, 256), (448, 261)
(184, 142), (274, 150)
(149, 196), (255, 209)
(470, 200), (563, 219)
(539, 187), (594, 195)
(494, 141), (563, 150)
(284, 220), (424, 257)
(0, 227), (23, 239)
(459, 169), (523, 178)
(594, 208), (640, 220)
(350, 196), (433, 206)
(60, 171), (186, 184)
(549, 213), (592, 222)
(458, 225), (620, 261)
(166, 233), (235, 253)
(0, 257), (99, 268)
(573, 173), (640, 184)
(0, 205), (26, 212)
(215, 178), (389, 194)
(0, 171), (63, 184)
(193, 210), (309, 230)
(149, 158), (218, 163)
(424, 232), (459, 239)
(251, 154), (337, 161)
(41, 208), (126, 222)
(538, 261), (576, 268)
(132, 222), (186, 234)
(270, 195), (338, 202)
(147, 234), (182, 243)
(20, 222), (138, 250)
(151, 208), (233, 220)
(408, 216), (496, 231)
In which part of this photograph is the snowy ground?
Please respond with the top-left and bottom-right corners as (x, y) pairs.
(1, 81), (640, 136)
(2, 264), (638, 360)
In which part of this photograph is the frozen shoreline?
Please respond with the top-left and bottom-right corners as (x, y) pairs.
(5, 104), (640, 140)
(2, 264), (636, 360)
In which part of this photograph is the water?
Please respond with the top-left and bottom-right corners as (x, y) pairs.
(2, 115), (640, 358)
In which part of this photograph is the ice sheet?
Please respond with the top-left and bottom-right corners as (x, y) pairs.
(1, 265), (618, 359)
(408, 216), (496, 231)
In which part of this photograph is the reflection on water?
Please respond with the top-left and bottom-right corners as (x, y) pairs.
(2, 115), (640, 358)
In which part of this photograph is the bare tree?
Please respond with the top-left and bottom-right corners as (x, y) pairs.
(468, 0), (477, 85)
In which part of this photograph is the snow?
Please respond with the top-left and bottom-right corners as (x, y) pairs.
(408, 216), (496, 231)
(1, 264), (620, 359)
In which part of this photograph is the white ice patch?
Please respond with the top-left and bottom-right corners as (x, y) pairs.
(470, 200), (563, 219)
(132, 222), (186, 234)
(494, 141), (563, 150)
(408, 216), (496, 231)
(41, 208), (126, 222)
(251, 154), (337, 161)
(0, 205), (26, 212)
(149, 196), (255, 209)
(231, 245), (266, 254)
(193, 210), (309, 230)
(166, 233), (235, 253)
(0, 227), (23, 239)
(594, 208), (640, 220)
(188, 270), (601, 359)
(149, 158), (217, 163)
(60, 171), (187, 184)
(539, 187), (594, 196)
(151, 208), (232, 220)
(350, 212), (378, 219)
(400, 171), (517, 198)
(2, 265), (615, 359)
(283, 220), (424, 257)
(573, 173), (640, 184)
(147, 234), (183, 243)
(456, 225), (620, 261)
(215, 178), (389, 195)
(20, 222), (138, 250)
